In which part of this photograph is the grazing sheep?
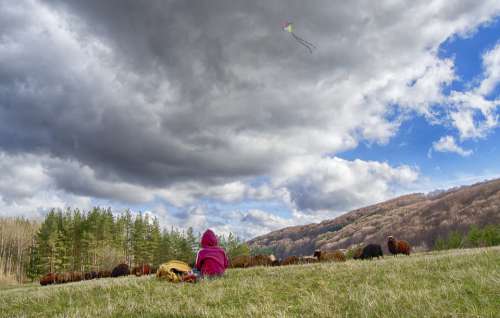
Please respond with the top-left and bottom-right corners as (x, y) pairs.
(54, 273), (64, 284)
(132, 265), (140, 276)
(69, 272), (83, 282)
(111, 263), (130, 277)
(301, 256), (319, 264)
(270, 255), (280, 266)
(230, 255), (252, 268)
(281, 255), (318, 266)
(55, 272), (72, 284)
(353, 244), (384, 260)
(280, 255), (298, 266)
(387, 236), (411, 256)
(351, 247), (363, 259)
(84, 271), (98, 280)
(39, 273), (57, 286)
(132, 264), (152, 276)
(230, 255), (278, 268)
(98, 270), (112, 278)
(251, 254), (278, 267)
(314, 250), (346, 262)
(150, 266), (158, 275)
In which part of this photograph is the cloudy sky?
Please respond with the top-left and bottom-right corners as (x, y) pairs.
(1, 0), (499, 238)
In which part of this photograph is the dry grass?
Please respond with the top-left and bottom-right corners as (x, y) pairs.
(0, 273), (18, 289)
(1, 247), (499, 317)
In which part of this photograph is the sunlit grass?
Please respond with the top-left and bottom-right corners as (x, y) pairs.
(1, 247), (499, 317)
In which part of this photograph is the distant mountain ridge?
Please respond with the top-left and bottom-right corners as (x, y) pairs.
(248, 179), (500, 258)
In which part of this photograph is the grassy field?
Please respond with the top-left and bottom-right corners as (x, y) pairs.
(1, 247), (499, 318)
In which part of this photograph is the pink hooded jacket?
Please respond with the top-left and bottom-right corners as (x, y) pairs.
(195, 229), (228, 276)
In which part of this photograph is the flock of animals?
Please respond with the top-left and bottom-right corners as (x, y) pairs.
(39, 235), (411, 285)
(230, 235), (411, 268)
(39, 263), (155, 286)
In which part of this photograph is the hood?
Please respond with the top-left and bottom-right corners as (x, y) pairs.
(201, 229), (218, 248)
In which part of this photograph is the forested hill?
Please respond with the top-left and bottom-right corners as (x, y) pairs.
(248, 178), (500, 258)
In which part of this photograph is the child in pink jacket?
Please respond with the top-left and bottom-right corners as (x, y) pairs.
(194, 229), (228, 277)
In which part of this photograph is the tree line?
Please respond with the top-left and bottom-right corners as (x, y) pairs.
(434, 224), (500, 250)
(1, 207), (249, 283)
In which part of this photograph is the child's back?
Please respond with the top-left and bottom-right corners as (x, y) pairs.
(195, 229), (228, 276)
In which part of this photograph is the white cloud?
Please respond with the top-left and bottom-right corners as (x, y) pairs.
(272, 155), (419, 214)
(0, 153), (51, 203)
(446, 43), (500, 139)
(214, 209), (295, 239)
(0, 153), (92, 218)
(477, 42), (500, 96)
(431, 135), (473, 157)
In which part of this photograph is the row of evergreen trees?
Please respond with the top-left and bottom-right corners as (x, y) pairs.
(27, 207), (249, 279)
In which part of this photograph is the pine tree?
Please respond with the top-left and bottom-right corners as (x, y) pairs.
(186, 227), (199, 252)
(71, 209), (84, 271)
(149, 217), (162, 266)
(53, 230), (68, 272)
(158, 229), (172, 265)
(220, 233), (249, 259)
(132, 213), (146, 265)
(36, 209), (60, 273)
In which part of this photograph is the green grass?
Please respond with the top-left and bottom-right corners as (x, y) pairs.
(1, 247), (499, 318)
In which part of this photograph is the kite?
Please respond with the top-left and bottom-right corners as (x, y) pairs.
(281, 22), (316, 53)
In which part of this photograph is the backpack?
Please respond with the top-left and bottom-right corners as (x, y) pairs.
(156, 260), (192, 283)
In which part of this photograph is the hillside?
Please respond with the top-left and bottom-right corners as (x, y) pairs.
(1, 247), (498, 317)
(248, 179), (500, 258)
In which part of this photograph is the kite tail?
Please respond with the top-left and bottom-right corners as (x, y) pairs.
(292, 32), (316, 48)
(291, 33), (315, 53)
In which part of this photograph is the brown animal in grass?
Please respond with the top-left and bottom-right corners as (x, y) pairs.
(281, 255), (298, 266)
(231, 254), (280, 268)
(98, 270), (112, 278)
(251, 254), (278, 267)
(230, 255), (252, 268)
(84, 271), (98, 280)
(281, 255), (318, 266)
(55, 272), (72, 284)
(352, 247), (363, 259)
(387, 236), (411, 256)
(40, 273), (57, 286)
(314, 250), (346, 262)
(150, 266), (158, 274)
(300, 256), (319, 264)
(69, 272), (83, 282)
(270, 255), (280, 266)
(132, 264), (152, 276)
(55, 273), (64, 284)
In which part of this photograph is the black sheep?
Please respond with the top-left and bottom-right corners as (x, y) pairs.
(354, 244), (383, 260)
(111, 263), (130, 277)
(84, 271), (98, 280)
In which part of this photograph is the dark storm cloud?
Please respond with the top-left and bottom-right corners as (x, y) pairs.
(0, 0), (355, 187)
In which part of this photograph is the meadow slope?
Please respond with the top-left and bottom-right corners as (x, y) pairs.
(1, 247), (499, 318)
